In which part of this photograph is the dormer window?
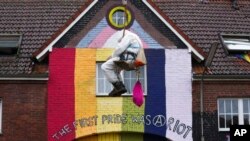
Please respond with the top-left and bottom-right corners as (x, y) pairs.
(0, 34), (22, 56)
(219, 34), (250, 54)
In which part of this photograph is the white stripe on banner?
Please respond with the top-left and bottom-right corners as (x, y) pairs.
(165, 49), (193, 141)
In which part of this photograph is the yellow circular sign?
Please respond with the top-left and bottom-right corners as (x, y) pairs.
(106, 5), (134, 29)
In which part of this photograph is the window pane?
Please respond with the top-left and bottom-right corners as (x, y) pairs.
(226, 115), (232, 128)
(98, 66), (105, 78)
(112, 11), (125, 25)
(105, 80), (113, 93)
(243, 99), (249, 113)
(98, 79), (104, 93)
(124, 70), (131, 78)
(232, 114), (239, 125)
(124, 67), (145, 94)
(232, 100), (238, 113)
(117, 11), (124, 17)
(219, 100), (224, 113)
(225, 100), (231, 113)
(124, 79), (132, 94)
(0, 34), (21, 56)
(97, 63), (113, 94)
(219, 115), (225, 128)
(97, 63), (146, 95)
(244, 114), (250, 125)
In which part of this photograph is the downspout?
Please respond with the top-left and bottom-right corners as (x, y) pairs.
(200, 67), (206, 141)
(199, 42), (218, 141)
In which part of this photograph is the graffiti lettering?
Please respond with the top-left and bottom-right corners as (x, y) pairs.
(52, 116), (98, 140)
(167, 117), (192, 139)
(52, 124), (73, 140)
(131, 114), (144, 124)
(51, 114), (192, 140)
(102, 114), (127, 124)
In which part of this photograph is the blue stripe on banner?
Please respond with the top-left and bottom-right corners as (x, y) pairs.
(144, 49), (167, 140)
(131, 21), (164, 49)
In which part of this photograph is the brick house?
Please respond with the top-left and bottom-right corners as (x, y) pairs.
(0, 0), (250, 141)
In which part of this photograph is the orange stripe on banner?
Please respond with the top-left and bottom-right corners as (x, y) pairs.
(75, 49), (97, 138)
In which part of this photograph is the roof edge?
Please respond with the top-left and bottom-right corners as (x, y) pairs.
(193, 74), (250, 81)
(0, 73), (48, 81)
(33, 0), (98, 61)
(143, 0), (205, 61)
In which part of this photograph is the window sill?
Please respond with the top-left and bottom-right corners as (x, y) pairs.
(218, 128), (230, 132)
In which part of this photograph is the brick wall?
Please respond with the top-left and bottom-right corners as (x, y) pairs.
(0, 81), (47, 141)
(192, 81), (250, 141)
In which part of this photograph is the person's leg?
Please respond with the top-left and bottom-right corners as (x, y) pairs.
(101, 57), (127, 96)
(101, 57), (120, 82)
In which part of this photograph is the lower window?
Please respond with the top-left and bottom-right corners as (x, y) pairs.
(218, 98), (250, 131)
(96, 63), (146, 96)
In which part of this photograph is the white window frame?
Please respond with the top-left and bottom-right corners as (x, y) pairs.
(96, 62), (147, 96)
(217, 98), (250, 131)
(219, 34), (250, 54)
(0, 34), (22, 56)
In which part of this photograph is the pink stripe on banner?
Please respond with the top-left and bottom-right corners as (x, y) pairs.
(88, 27), (116, 48)
(88, 27), (149, 49)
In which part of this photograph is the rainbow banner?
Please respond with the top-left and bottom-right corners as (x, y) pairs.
(235, 53), (250, 63)
(48, 48), (192, 141)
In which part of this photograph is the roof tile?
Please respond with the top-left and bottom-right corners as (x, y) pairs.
(0, 0), (90, 75)
(154, 0), (250, 75)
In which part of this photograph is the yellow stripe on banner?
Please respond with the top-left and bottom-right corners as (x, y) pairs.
(75, 49), (97, 138)
(96, 48), (114, 62)
(96, 97), (123, 133)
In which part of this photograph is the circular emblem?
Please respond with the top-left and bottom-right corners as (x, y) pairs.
(152, 115), (166, 127)
(106, 5), (134, 30)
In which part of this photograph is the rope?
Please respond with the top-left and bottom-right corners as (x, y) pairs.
(122, 0), (128, 38)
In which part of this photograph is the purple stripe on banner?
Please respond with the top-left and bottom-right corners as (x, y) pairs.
(144, 49), (167, 140)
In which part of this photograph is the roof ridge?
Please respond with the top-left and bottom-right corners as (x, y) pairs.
(147, 0), (207, 58)
(32, 0), (94, 60)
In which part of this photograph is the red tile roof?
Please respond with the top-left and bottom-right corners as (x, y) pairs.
(0, 0), (90, 75)
(152, 0), (250, 75)
(1, 0), (250, 76)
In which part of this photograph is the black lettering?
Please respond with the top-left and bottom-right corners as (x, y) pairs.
(173, 120), (180, 132)
(121, 114), (127, 124)
(93, 115), (98, 125)
(102, 115), (108, 124)
(79, 118), (87, 127)
(183, 126), (192, 138)
(167, 117), (175, 131)
(177, 123), (186, 135)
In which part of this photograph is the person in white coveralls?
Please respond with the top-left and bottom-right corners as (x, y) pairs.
(101, 30), (143, 96)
